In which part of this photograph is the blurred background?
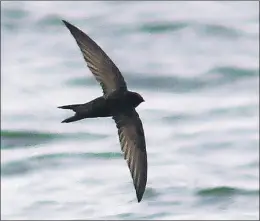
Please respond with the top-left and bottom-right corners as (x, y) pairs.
(1, 1), (259, 220)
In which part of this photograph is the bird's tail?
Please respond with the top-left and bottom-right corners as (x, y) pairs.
(58, 104), (85, 123)
(60, 114), (86, 123)
(58, 104), (82, 112)
(58, 97), (111, 123)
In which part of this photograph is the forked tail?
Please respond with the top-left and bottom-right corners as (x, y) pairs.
(58, 104), (85, 123)
(58, 104), (82, 112)
(60, 114), (85, 123)
(58, 97), (111, 123)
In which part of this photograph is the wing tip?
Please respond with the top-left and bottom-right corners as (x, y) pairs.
(137, 193), (143, 203)
(62, 19), (72, 29)
(136, 188), (145, 203)
(61, 19), (68, 25)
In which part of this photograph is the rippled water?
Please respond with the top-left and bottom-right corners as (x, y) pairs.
(1, 1), (259, 220)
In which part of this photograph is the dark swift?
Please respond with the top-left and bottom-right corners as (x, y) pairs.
(58, 20), (147, 203)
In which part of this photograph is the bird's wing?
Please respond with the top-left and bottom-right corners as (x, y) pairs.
(113, 110), (147, 202)
(62, 20), (127, 95)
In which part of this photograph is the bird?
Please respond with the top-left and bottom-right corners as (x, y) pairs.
(58, 20), (147, 203)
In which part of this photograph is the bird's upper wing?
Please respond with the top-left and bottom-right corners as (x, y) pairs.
(113, 110), (147, 202)
(62, 20), (127, 95)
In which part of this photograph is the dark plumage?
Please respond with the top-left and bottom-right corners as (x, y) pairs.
(58, 20), (147, 202)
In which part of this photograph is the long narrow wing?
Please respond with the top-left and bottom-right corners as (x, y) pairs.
(113, 110), (147, 202)
(62, 20), (127, 95)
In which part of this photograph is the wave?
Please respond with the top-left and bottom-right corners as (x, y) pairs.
(138, 21), (189, 34)
(197, 186), (259, 197)
(1, 151), (122, 177)
(1, 130), (107, 149)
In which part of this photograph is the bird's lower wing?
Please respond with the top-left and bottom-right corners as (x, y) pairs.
(113, 110), (147, 202)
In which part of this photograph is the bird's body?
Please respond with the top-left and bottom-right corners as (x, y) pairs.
(58, 20), (147, 202)
(59, 90), (144, 122)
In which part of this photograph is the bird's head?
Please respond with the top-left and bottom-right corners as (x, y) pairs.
(129, 91), (145, 108)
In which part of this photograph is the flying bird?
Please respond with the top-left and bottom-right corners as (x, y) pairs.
(58, 20), (147, 203)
